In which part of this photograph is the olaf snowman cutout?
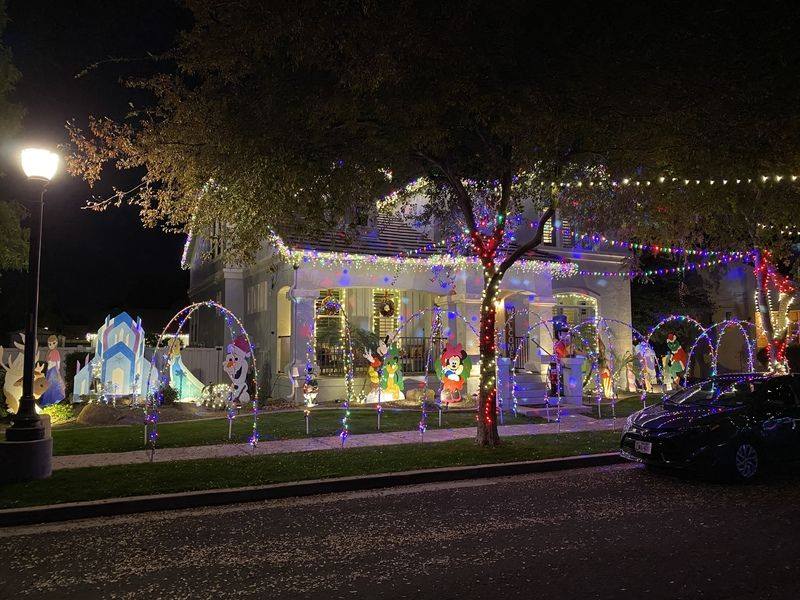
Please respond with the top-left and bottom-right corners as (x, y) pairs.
(223, 335), (251, 406)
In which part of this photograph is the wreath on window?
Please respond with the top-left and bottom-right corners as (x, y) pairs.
(379, 296), (395, 317)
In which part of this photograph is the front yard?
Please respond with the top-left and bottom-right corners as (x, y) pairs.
(49, 407), (545, 455)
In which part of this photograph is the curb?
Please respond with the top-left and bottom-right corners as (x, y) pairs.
(0, 452), (627, 527)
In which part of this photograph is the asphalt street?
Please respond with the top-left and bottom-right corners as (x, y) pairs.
(1, 463), (799, 599)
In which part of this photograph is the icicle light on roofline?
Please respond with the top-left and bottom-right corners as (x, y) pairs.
(268, 232), (577, 277)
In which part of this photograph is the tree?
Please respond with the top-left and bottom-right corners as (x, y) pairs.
(0, 0), (26, 272)
(65, 1), (800, 443)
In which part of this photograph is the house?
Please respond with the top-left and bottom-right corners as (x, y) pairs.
(184, 211), (632, 404)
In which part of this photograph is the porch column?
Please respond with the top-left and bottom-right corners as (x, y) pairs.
(288, 288), (318, 403)
(526, 295), (556, 377)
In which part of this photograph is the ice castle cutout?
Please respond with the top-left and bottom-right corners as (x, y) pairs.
(74, 312), (156, 396)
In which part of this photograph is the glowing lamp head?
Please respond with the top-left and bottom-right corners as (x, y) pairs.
(21, 148), (59, 182)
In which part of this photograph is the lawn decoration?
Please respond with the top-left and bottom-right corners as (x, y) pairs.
(0, 334), (48, 413)
(39, 335), (65, 407)
(554, 329), (572, 360)
(145, 301), (261, 455)
(634, 339), (658, 392)
(379, 344), (405, 401)
(663, 332), (687, 389)
(597, 337), (614, 399)
(363, 335), (389, 403)
(223, 335), (252, 406)
(166, 338), (204, 401)
(302, 364), (319, 406)
(436, 342), (471, 404)
(73, 312), (157, 398)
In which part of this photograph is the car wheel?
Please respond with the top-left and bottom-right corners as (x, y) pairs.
(732, 441), (759, 481)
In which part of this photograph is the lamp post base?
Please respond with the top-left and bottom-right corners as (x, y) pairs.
(0, 436), (53, 483)
(5, 422), (45, 442)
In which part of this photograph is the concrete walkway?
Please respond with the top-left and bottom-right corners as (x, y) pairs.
(51, 412), (621, 471)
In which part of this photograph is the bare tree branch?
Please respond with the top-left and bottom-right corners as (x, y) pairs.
(497, 205), (555, 276)
(416, 151), (479, 236)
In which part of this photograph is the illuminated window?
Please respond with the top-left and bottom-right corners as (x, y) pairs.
(542, 217), (554, 245)
(554, 292), (597, 327)
(315, 289), (345, 348)
(561, 220), (574, 248)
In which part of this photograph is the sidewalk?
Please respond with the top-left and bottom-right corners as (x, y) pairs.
(52, 412), (620, 470)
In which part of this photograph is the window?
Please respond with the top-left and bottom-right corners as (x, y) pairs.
(554, 293), (597, 327)
(315, 289), (345, 348)
(560, 220), (574, 248)
(542, 217), (554, 245)
(247, 281), (269, 314)
(373, 289), (400, 340)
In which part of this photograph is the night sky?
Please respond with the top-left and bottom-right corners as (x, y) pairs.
(0, 0), (189, 338)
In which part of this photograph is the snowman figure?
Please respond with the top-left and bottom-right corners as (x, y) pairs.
(223, 335), (251, 406)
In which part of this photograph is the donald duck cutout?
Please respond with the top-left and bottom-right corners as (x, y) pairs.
(379, 345), (405, 401)
(223, 335), (252, 407)
(436, 343), (471, 404)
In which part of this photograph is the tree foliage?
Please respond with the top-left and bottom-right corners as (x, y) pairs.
(0, 0), (26, 271)
(65, 1), (800, 438)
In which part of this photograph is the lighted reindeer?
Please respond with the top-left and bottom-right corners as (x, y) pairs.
(0, 334), (49, 413)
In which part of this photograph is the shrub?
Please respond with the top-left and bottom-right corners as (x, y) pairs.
(41, 402), (79, 425)
(159, 385), (179, 405)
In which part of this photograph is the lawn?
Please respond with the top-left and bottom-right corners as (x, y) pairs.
(0, 430), (621, 509)
(584, 393), (663, 419)
(50, 407), (544, 456)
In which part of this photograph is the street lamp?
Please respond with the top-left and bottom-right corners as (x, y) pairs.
(6, 148), (58, 443)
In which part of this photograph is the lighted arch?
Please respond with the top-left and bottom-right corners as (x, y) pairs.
(144, 301), (260, 459)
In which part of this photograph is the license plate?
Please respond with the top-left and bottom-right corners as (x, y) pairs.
(635, 440), (652, 455)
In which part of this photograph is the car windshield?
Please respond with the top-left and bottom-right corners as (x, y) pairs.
(666, 376), (768, 407)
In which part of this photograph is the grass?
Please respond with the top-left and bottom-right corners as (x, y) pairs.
(584, 393), (663, 419)
(0, 430), (620, 509)
(50, 407), (544, 456)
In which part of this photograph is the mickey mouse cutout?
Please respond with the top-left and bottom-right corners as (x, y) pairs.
(436, 343), (472, 404)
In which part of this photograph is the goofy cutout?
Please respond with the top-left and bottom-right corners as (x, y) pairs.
(436, 343), (472, 404)
(223, 335), (252, 406)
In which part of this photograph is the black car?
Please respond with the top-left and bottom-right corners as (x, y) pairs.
(620, 373), (800, 480)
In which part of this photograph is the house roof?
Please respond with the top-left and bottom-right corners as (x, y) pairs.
(285, 215), (559, 262)
(285, 215), (438, 257)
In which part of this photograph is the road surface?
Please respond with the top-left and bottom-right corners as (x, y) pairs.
(1, 463), (799, 599)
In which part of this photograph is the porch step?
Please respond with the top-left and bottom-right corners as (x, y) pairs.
(510, 370), (547, 405)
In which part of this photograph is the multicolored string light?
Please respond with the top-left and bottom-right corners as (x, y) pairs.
(144, 300), (261, 459)
(577, 252), (750, 279)
(576, 234), (741, 257)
